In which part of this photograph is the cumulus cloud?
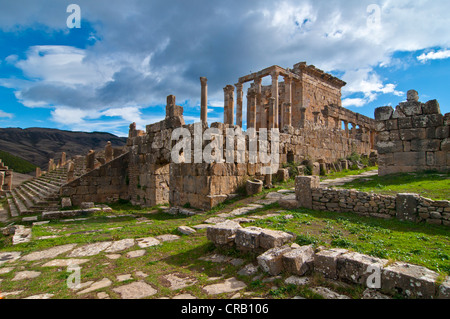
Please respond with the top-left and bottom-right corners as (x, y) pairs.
(417, 49), (450, 63)
(0, 109), (14, 119)
(1, 0), (450, 128)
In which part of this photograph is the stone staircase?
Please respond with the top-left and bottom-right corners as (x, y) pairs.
(5, 168), (68, 219)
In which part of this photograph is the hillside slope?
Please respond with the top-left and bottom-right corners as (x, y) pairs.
(0, 127), (127, 169)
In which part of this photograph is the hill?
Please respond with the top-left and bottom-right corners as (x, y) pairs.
(0, 127), (127, 169)
(0, 149), (37, 174)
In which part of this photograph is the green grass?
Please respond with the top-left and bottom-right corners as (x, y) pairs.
(321, 166), (378, 180)
(0, 149), (37, 174)
(334, 170), (450, 200)
(246, 206), (450, 275)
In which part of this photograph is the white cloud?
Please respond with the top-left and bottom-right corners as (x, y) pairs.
(417, 49), (450, 63)
(0, 110), (14, 118)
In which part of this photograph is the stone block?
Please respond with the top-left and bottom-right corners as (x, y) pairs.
(435, 126), (449, 139)
(393, 152), (426, 166)
(398, 117), (412, 129)
(235, 227), (264, 250)
(314, 248), (349, 279)
(381, 262), (439, 299)
(312, 162), (320, 176)
(282, 245), (315, 276)
(374, 106), (393, 121)
(376, 141), (403, 154)
(61, 197), (72, 208)
(438, 276), (450, 299)
(399, 128), (426, 141)
(396, 193), (419, 222)
(257, 245), (292, 276)
(410, 139), (441, 152)
(336, 252), (387, 286)
(276, 168), (290, 182)
(441, 138), (450, 152)
(206, 220), (242, 246)
(259, 229), (296, 250)
(295, 176), (320, 210)
(246, 179), (263, 196)
(423, 100), (441, 115)
(412, 114), (444, 128)
(385, 119), (398, 130)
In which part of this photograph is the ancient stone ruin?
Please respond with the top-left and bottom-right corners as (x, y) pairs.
(0, 159), (13, 196)
(375, 90), (450, 176)
(58, 62), (376, 211)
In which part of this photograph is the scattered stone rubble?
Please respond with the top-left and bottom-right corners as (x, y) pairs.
(206, 223), (450, 299)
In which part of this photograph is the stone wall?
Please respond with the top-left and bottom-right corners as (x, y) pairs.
(375, 90), (450, 176)
(60, 152), (130, 206)
(296, 176), (450, 226)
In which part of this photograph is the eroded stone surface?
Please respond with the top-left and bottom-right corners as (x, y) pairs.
(136, 237), (161, 248)
(202, 277), (247, 295)
(161, 273), (197, 290)
(155, 234), (181, 242)
(0, 252), (21, 266)
(77, 278), (112, 295)
(12, 270), (41, 281)
(69, 242), (112, 257)
(311, 287), (351, 299)
(41, 259), (90, 267)
(22, 244), (77, 261)
(113, 281), (157, 299)
(105, 239), (135, 253)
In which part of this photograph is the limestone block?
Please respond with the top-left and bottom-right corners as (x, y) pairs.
(374, 106), (393, 121)
(259, 229), (296, 250)
(386, 119), (398, 130)
(410, 139), (441, 152)
(206, 220), (242, 245)
(393, 151), (426, 166)
(282, 245), (315, 276)
(441, 138), (450, 152)
(412, 114), (444, 128)
(398, 101), (422, 117)
(257, 245), (292, 276)
(336, 252), (387, 285)
(423, 100), (441, 115)
(376, 141), (403, 154)
(296, 176), (320, 210)
(435, 126), (449, 139)
(61, 198), (72, 208)
(314, 248), (349, 279)
(396, 193), (419, 222)
(235, 227), (264, 250)
(438, 276), (450, 299)
(312, 162), (320, 176)
(246, 179), (263, 196)
(276, 168), (290, 182)
(381, 262), (439, 299)
(398, 117), (412, 129)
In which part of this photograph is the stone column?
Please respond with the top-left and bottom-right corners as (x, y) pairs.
(235, 82), (243, 127)
(295, 176), (320, 210)
(254, 78), (262, 130)
(105, 141), (113, 162)
(0, 171), (4, 191)
(299, 107), (306, 128)
(200, 77), (208, 124)
(67, 161), (75, 182)
(268, 97), (276, 129)
(223, 85), (235, 125)
(271, 71), (279, 128)
(35, 167), (41, 178)
(48, 159), (54, 172)
(284, 103), (292, 127)
(61, 152), (66, 167)
(247, 91), (257, 129)
(86, 150), (95, 171)
(334, 117), (340, 129)
(343, 121), (349, 138)
(283, 76), (292, 128)
(4, 172), (12, 191)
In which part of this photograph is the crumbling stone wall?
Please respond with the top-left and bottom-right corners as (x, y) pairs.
(296, 176), (450, 226)
(60, 152), (130, 205)
(375, 90), (450, 176)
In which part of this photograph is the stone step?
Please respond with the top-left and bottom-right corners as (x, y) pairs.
(7, 197), (19, 218)
(12, 188), (34, 210)
(21, 183), (49, 203)
(29, 179), (60, 194)
(11, 191), (32, 215)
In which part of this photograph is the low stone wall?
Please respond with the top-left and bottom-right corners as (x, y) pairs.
(60, 152), (130, 206)
(296, 176), (450, 226)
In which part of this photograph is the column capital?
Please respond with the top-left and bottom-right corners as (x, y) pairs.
(235, 82), (243, 90)
(223, 84), (234, 93)
(254, 77), (262, 85)
(200, 77), (208, 85)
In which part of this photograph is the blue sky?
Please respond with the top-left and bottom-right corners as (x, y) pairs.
(0, 0), (449, 137)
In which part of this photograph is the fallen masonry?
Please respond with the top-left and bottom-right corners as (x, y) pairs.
(206, 223), (450, 299)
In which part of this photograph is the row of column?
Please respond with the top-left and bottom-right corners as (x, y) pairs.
(222, 71), (294, 129)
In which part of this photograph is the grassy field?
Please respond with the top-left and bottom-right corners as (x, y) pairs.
(334, 170), (450, 200)
(0, 168), (449, 299)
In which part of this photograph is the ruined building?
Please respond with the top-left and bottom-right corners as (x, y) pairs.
(60, 62), (377, 210)
(0, 159), (13, 195)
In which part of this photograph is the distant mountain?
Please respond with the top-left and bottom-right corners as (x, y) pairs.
(0, 127), (127, 169)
